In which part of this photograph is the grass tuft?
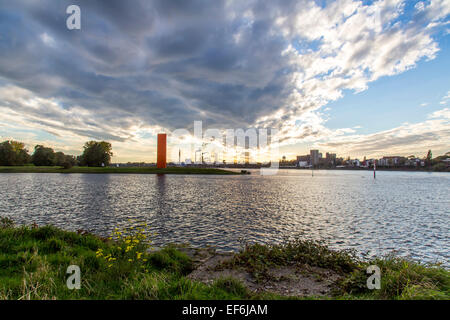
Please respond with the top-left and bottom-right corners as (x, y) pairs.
(219, 240), (358, 282)
(336, 255), (449, 299)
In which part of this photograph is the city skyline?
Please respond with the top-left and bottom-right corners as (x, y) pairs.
(0, 1), (449, 162)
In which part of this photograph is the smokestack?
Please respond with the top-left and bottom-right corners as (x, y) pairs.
(157, 133), (167, 168)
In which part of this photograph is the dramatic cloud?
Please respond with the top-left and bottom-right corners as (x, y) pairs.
(0, 0), (449, 160)
(317, 107), (450, 157)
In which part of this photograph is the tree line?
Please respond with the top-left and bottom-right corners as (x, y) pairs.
(0, 140), (113, 168)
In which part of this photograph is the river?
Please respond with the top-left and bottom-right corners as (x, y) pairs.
(0, 169), (448, 265)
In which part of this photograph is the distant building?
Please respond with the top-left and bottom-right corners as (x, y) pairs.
(363, 159), (375, 167)
(297, 155), (310, 162)
(298, 161), (309, 167)
(326, 153), (336, 160)
(379, 156), (406, 166)
(325, 153), (336, 165)
(405, 158), (422, 167)
(296, 155), (310, 167)
(310, 150), (319, 166)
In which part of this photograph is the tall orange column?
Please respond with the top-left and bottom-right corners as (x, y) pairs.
(157, 133), (167, 168)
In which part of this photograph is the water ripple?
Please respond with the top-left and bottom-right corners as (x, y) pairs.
(0, 170), (448, 265)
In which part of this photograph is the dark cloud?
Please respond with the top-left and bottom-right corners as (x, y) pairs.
(0, 0), (446, 149)
(0, 0), (299, 135)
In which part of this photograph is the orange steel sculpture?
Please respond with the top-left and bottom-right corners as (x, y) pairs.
(157, 133), (167, 168)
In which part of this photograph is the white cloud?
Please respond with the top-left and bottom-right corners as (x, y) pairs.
(415, 2), (425, 12)
(428, 107), (450, 119)
(440, 91), (450, 105)
(255, 0), (444, 145)
(40, 33), (55, 47)
(317, 108), (450, 157)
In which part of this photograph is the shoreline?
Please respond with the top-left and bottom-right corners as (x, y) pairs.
(0, 166), (239, 175)
(287, 167), (449, 173)
(1, 165), (448, 174)
(227, 166), (450, 173)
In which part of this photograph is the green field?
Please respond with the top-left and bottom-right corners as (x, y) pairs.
(0, 166), (238, 175)
(0, 217), (448, 300)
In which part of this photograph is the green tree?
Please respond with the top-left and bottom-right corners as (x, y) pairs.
(79, 141), (113, 167)
(425, 150), (432, 166)
(0, 140), (31, 166)
(62, 155), (77, 169)
(0, 141), (14, 166)
(32, 145), (56, 166)
(54, 151), (77, 168)
(54, 152), (66, 166)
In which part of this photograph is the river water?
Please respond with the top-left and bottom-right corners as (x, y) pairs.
(0, 170), (448, 265)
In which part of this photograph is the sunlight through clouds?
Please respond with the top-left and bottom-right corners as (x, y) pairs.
(0, 0), (449, 160)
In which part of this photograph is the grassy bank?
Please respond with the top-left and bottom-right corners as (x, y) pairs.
(0, 217), (253, 300)
(220, 241), (449, 299)
(0, 166), (237, 175)
(0, 218), (448, 300)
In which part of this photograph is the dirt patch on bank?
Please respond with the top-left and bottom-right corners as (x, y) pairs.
(180, 247), (342, 297)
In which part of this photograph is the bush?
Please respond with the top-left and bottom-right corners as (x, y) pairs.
(62, 161), (73, 169)
(336, 256), (450, 299)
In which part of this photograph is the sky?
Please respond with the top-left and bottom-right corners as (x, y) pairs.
(0, 0), (449, 162)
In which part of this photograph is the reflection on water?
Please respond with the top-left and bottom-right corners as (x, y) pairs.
(155, 174), (167, 216)
(0, 170), (448, 265)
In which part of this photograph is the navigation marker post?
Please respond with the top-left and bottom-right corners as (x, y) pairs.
(373, 161), (376, 179)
